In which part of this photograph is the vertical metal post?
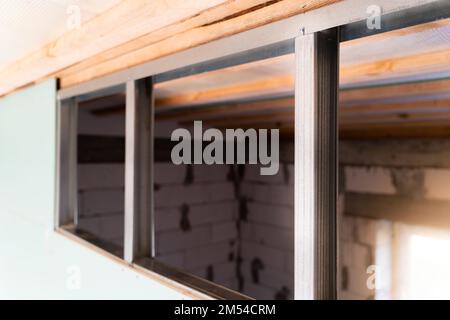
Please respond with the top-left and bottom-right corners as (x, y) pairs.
(295, 28), (339, 300)
(124, 77), (153, 263)
(56, 97), (78, 227)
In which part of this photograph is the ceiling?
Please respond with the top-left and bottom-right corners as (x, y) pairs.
(154, 22), (450, 109)
(0, 0), (120, 70)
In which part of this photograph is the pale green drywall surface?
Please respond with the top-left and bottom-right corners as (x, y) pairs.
(0, 80), (191, 299)
(0, 79), (56, 228)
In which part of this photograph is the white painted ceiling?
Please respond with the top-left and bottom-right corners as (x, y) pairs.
(0, 0), (121, 70)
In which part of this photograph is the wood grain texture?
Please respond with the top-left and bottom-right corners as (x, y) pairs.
(0, 0), (339, 96)
(0, 0), (231, 95)
(59, 0), (339, 88)
(340, 48), (450, 85)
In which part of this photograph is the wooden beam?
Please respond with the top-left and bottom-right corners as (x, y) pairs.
(198, 110), (294, 127)
(340, 78), (450, 103)
(54, 5), (450, 90)
(87, 78), (450, 133)
(58, 2), (449, 90)
(58, 0), (339, 89)
(202, 106), (450, 128)
(342, 111), (450, 125)
(156, 75), (293, 108)
(156, 97), (293, 121)
(154, 76), (450, 110)
(0, 0), (234, 96)
(153, 54), (293, 92)
(94, 90), (450, 123)
(341, 17), (450, 48)
(156, 96), (450, 122)
(0, 0), (445, 97)
(340, 98), (450, 114)
(57, 0), (277, 80)
(340, 48), (450, 85)
(149, 47), (450, 108)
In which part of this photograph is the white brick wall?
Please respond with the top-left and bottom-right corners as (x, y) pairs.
(154, 207), (179, 232)
(241, 242), (286, 270)
(79, 189), (124, 216)
(247, 202), (293, 229)
(189, 202), (237, 225)
(244, 165), (285, 184)
(184, 243), (229, 269)
(345, 166), (396, 195)
(424, 169), (450, 200)
(242, 282), (276, 300)
(155, 182), (235, 208)
(78, 164), (124, 189)
(157, 225), (211, 254)
(242, 223), (293, 251)
(154, 163), (239, 295)
(193, 164), (230, 183)
(78, 155), (295, 300)
(77, 164), (125, 247)
(154, 163), (186, 185)
(238, 160), (295, 300)
(212, 221), (237, 242)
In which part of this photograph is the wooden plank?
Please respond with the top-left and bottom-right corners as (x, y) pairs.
(155, 97), (450, 122)
(57, 0), (274, 80)
(341, 17), (450, 48)
(153, 54), (293, 92)
(345, 192), (450, 230)
(341, 48), (450, 85)
(58, 0), (340, 88)
(202, 107), (450, 128)
(198, 110), (294, 127)
(340, 98), (450, 114)
(341, 109), (450, 125)
(92, 90), (450, 122)
(58, 3), (450, 89)
(340, 78), (450, 103)
(155, 97), (293, 121)
(156, 75), (294, 108)
(0, 0), (233, 95)
(155, 76), (450, 110)
(148, 47), (450, 108)
(0, 0), (443, 97)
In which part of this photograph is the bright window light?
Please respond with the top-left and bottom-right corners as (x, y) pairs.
(406, 234), (450, 299)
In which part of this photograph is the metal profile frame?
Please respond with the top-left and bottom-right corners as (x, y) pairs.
(58, 0), (440, 100)
(295, 29), (339, 300)
(124, 77), (154, 262)
(56, 97), (78, 227)
(55, 0), (448, 300)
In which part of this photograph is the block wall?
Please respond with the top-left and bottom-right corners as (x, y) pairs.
(154, 163), (239, 291)
(339, 139), (450, 300)
(239, 164), (294, 299)
(77, 164), (125, 248)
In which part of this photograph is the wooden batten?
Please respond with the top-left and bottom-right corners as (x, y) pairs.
(0, 0), (340, 97)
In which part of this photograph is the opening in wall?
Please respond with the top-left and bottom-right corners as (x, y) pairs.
(338, 18), (450, 300)
(151, 49), (296, 300)
(58, 88), (126, 257)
